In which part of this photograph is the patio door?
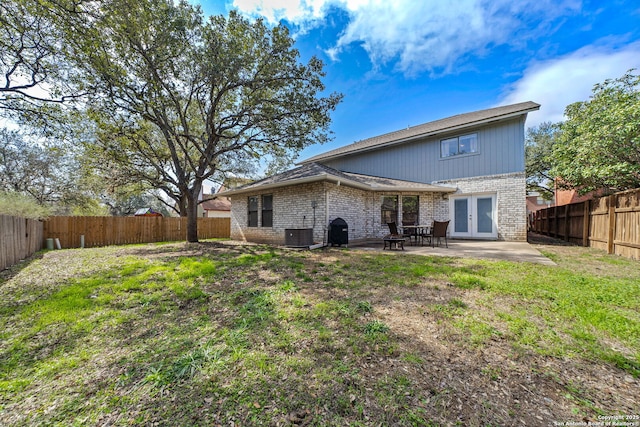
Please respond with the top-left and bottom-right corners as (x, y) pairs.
(450, 194), (497, 239)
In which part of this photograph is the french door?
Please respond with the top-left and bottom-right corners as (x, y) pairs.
(450, 194), (497, 239)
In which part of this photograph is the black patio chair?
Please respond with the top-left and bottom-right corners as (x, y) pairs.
(423, 220), (450, 248)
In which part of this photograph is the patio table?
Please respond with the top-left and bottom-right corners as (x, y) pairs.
(400, 225), (431, 246)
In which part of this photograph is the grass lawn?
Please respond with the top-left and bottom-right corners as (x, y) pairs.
(0, 238), (638, 426)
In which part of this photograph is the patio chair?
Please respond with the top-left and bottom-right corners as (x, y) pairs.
(423, 220), (450, 248)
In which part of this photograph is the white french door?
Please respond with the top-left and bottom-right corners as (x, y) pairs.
(450, 194), (497, 239)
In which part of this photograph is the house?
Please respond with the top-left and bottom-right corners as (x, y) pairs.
(526, 192), (554, 232)
(196, 178), (251, 218)
(526, 192), (553, 215)
(200, 196), (231, 218)
(219, 101), (540, 245)
(553, 179), (607, 207)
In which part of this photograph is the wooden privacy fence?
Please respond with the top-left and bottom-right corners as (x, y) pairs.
(0, 215), (44, 270)
(531, 188), (640, 259)
(43, 217), (230, 249)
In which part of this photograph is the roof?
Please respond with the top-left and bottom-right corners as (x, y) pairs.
(217, 162), (456, 196)
(134, 207), (163, 216)
(201, 196), (231, 211)
(300, 101), (540, 164)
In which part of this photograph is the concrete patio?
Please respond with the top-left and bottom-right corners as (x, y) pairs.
(346, 238), (556, 265)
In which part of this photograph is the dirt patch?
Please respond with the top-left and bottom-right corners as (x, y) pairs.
(361, 282), (638, 425)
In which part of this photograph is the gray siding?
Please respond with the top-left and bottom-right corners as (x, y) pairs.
(321, 117), (525, 183)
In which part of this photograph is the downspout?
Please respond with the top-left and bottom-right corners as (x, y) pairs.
(324, 182), (329, 246)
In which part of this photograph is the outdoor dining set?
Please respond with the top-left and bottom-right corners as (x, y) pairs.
(383, 220), (450, 250)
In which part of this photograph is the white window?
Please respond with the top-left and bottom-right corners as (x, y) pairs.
(441, 133), (477, 157)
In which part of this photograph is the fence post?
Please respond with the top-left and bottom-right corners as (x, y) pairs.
(582, 200), (590, 247)
(564, 204), (570, 242)
(607, 194), (616, 254)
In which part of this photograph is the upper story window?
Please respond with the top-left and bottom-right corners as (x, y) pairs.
(441, 133), (477, 158)
(261, 195), (273, 227)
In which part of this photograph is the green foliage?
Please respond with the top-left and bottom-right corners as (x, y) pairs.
(0, 128), (109, 215)
(66, 1), (341, 240)
(70, 199), (110, 216)
(363, 320), (390, 335)
(3, 0), (342, 241)
(552, 70), (640, 193)
(0, 191), (53, 219)
(525, 122), (560, 200)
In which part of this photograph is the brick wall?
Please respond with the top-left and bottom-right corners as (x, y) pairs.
(326, 185), (454, 240)
(436, 172), (527, 241)
(326, 183), (372, 241)
(230, 182), (327, 244)
(230, 172), (526, 244)
(230, 182), (458, 244)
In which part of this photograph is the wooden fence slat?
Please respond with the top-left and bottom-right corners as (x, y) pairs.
(582, 201), (590, 247)
(531, 188), (640, 260)
(0, 215), (44, 270)
(41, 216), (230, 249)
(608, 194), (616, 254)
(3, 214), (230, 270)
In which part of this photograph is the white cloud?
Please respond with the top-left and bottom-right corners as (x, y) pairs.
(500, 42), (640, 128)
(231, 0), (581, 74)
(231, 0), (328, 25)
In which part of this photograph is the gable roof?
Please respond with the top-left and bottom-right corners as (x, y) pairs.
(300, 101), (540, 164)
(217, 162), (456, 196)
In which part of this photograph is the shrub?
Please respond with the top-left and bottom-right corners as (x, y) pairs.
(0, 191), (53, 219)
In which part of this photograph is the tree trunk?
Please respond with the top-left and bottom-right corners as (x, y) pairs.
(178, 194), (188, 217)
(185, 183), (201, 243)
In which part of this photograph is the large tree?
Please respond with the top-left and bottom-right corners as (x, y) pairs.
(64, 0), (341, 241)
(525, 121), (560, 200)
(0, 128), (93, 212)
(0, 0), (85, 116)
(552, 70), (640, 194)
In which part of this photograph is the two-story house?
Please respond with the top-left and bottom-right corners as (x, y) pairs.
(219, 101), (540, 245)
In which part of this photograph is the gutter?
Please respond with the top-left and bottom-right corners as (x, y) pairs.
(218, 174), (331, 197)
(217, 173), (456, 197)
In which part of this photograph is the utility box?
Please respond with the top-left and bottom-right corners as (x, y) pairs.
(285, 228), (314, 247)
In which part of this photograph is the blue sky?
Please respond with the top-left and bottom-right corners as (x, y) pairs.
(194, 0), (640, 163)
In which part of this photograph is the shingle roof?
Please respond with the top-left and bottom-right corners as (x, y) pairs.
(201, 196), (231, 211)
(300, 101), (540, 164)
(217, 162), (455, 196)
